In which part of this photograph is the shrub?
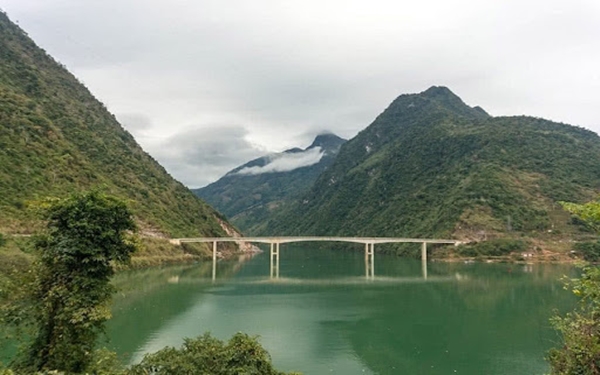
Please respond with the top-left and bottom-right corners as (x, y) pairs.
(573, 241), (600, 262)
(547, 266), (600, 374)
(457, 239), (528, 257)
(8, 191), (136, 374)
(128, 332), (299, 375)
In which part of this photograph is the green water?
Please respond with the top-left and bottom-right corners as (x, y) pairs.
(106, 246), (576, 374)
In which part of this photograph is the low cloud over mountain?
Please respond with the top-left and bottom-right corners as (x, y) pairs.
(235, 147), (324, 176)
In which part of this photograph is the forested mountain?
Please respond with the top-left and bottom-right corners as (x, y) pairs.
(194, 133), (346, 233)
(261, 86), (600, 247)
(0, 11), (229, 238)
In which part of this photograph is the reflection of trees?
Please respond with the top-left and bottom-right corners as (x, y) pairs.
(325, 263), (577, 375)
(106, 251), (578, 374)
(106, 256), (258, 363)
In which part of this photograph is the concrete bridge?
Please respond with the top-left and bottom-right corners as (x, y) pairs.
(171, 237), (462, 280)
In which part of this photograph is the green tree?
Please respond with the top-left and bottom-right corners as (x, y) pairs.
(547, 266), (600, 374)
(128, 332), (299, 375)
(547, 200), (600, 374)
(11, 191), (136, 373)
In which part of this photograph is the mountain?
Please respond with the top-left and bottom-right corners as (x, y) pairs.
(193, 133), (346, 233)
(0, 11), (230, 239)
(260, 86), (600, 249)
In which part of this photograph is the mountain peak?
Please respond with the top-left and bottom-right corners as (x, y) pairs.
(400, 85), (490, 120)
(422, 85), (455, 98)
(309, 133), (347, 151)
(420, 85), (470, 108)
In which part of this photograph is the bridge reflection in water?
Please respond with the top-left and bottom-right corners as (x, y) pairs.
(172, 237), (461, 281)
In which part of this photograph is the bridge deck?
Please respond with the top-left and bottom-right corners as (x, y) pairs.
(174, 236), (460, 245)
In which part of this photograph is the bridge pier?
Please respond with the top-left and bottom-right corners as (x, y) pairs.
(365, 243), (374, 279)
(421, 242), (428, 280)
(212, 241), (217, 281)
(270, 242), (280, 279)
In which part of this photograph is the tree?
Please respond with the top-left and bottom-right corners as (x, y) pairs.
(128, 332), (299, 375)
(11, 191), (136, 373)
(561, 200), (600, 232)
(547, 265), (600, 374)
(547, 200), (600, 374)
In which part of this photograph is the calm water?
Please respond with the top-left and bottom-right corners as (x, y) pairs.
(105, 245), (576, 374)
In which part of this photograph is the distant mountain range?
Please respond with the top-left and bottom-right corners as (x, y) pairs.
(265, 86), (600, 241)
(0, 11), (230, 239)
(206, 86), (600, 255)
(193, 133), (346, 233)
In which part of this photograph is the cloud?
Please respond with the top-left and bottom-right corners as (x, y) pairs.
(117, 113), (154, 137)
(236, 147), (324, 176)
(146, 125), (266, 188)
(2, 0), (600, 187)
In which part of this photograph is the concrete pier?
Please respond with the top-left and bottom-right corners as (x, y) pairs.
(365, 243), (374, 279)
(212, 241), (217, 281)
(421, 242), (428, 279)
(270, 242), (280, 279)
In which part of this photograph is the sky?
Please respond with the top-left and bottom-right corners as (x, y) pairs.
(2, 0), (600, 188)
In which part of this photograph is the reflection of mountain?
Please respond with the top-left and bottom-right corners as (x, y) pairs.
(107, 260), (250, 362)
(193, 134), (346, 233)
(107, 248), (576, 373)
(335, 263), (577, 375)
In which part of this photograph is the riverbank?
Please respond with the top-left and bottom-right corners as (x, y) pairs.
(0, 234), (262, 284)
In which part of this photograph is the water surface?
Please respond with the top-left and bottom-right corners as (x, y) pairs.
(106, 246), (576, 374)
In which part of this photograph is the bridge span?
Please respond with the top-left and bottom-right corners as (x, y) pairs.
(170, 236), (462, 280)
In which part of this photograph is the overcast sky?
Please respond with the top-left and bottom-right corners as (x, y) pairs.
(2, 0), (599, 188)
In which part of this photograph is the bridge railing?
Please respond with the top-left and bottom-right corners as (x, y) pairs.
(172, 236), (462, 245)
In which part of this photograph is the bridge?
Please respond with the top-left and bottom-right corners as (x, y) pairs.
(171, 237), (462, 281)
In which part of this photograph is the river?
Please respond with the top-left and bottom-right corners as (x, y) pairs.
(106, 245), (576, 374)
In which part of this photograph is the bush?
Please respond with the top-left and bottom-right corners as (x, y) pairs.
(457, 239), (528, 257)
(7, 191), (136, 374)
(0, 233), (5, 247)
(547, 266), (600, 374)
(573, 241), (600, 262)
(128, 332), (299, 375)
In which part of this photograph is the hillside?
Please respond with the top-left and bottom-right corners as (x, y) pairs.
(0, 10), (230, 241)
(261, 86), (600, 251)
(193, 133), (346, 233)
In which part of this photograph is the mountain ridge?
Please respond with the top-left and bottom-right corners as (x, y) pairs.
(0, 10), (231, 240)
(193, 133), (346, 233)
(257, 87), (600, 254)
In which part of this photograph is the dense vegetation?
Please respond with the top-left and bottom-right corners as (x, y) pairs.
(548, 199), (600, 374)
(194, 133), (345, 233)
(0, 10), (228, 239)
(1, 193), (292, 375)
(259, 87), (600, 255)
(129, 333), (298, 375)
(455, 238), (528, 258)
(5, 192), (136, 373)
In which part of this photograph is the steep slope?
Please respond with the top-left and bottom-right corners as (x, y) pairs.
(0, 11), (228, 239)
(194, 133), (346, 233)
(262, 87), (600, 245)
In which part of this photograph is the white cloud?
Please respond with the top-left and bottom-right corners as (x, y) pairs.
(236, 147), (324, 176)
(1, 0), (599, 186)
(146, 125), (267, 188)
